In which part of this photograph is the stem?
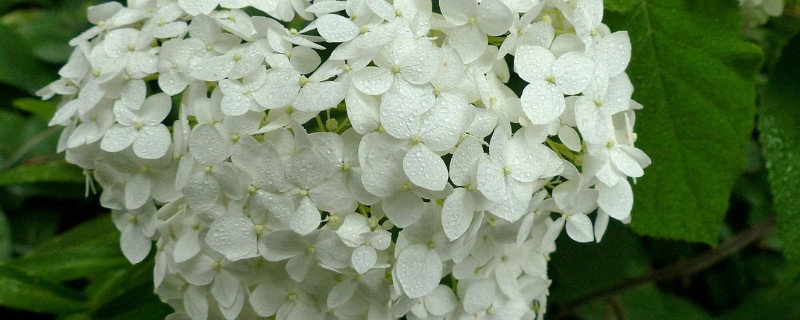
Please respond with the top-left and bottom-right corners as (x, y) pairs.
(552, 217), (777, 319)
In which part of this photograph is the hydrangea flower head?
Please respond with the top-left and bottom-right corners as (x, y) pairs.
(41, 0), (650, 319)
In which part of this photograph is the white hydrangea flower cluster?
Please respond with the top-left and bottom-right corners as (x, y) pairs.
(40, 0), (650, 319)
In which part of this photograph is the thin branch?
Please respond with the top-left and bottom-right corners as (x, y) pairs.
(552, 217), (777, 319)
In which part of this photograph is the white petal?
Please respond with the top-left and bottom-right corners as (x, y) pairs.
(253, 68), (300, 109)
(542, 216), (565, 246)
(442, 188), (475, 240)
(445, 25), (486, 64)
(133, 125), (171, 159)
(383, 191), (424, 228)
(514, 45), (554, 83)
(595, 31), (631, 77)
(403, 144), (448, 191)
(315, 14), (359, 42)
(610, 147), (644, 178)
(140, 93), (172, 124)
(174, 230), (201, 263)
(476, 156), (506, 202)
(124, 173), (151, 210)
(449, 137), (483, 186)
(184, 285), (209, 320)
(597, 179), (633, 221)
(558, 125), (582, 152)
(260, 230), (304, 261)
(574, 96), (613, 144)
(594, 210), (610, 242)
(352, 245), (377, 274)
(212, 271), (241, 308)
(292, 197), (320, 235)
(400, 42), (442, 85)
(396, 244), (442, 298)
(178, 0), (216, 15)
(213, 9), (256, 41)
(184, 172), (220, 209)
(327, 280), (357, 308)
(520, 81), (565, 124)
(190, 55), (234, 81)
(553, 51), (594, 95)
(206, 214), (258, 261)
(250, 283), (283, 317)
(425, 285), (458, 316)
(189, 124), (228, 165)
(566, 213), (594, 243)
(440, 0), (475, 24)
(476, 0), (514, 36)
(336, 214), (369, 247)
(289, 46), (322, 74)
(463, 279), (495, 314)
(345, 89), (381, 134)
(220, 88), (252, 117)
(120, 223), (151, 263)
(353, 67), (393, 96)
(285, 254), (314, 282)
(295, 81), (345, 112)
(100, 124), (136, 152)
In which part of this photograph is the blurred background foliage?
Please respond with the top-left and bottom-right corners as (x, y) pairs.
(0, 0), (798, 319)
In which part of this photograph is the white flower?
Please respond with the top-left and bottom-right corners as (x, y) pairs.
(100, 92), (172, 159)
(336, 213), (391, 273)
(477, 124), (562, 222)
(515, 45), (595, 125)
(440, 0), (514, 63)
(112, 202), (157, 263)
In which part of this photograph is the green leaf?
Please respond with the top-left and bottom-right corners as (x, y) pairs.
(604, 0), (639, 12)
(759, 34), (800, 262)
(0, 110), (26, 159)
(0, 208), (11, 262)
(577, 285), (713, 320)
(6, 209), (60, 255)
(719, 281), (800, 320)
(0, 23), (54, 93)
(84, 257), (172, 320)
(0, 264), (88, 314)
(12, 98), (56, 121)
(605, 0), (764, 244)
(0, 160), (84, 186)
(10, 215), (128, 282)
(549, 222), (650, 302)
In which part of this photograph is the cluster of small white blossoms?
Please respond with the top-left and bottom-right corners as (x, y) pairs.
(40, 0), (650, 319)
(739, 0), (784, 26)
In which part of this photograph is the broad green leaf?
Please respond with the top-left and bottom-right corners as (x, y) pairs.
(577, 285), (713, 320)
(719, 281), (800, 320)
(85, 257), (172, 320)
(10, 215), (128, 282)
(11, 0), (99, 64)
(759, 34), (800, 262)
(604, 0), (639, 12)
(0, 110), (26, 159)
(7, 209), (60, 255)
(0, 208), (11, 262)
(549, 222), (649, 302)
(0, 160), (84, 186)
(0, 24), (54, 93)
(0, 264), (88, 313)
(0, 109), (61, 166)
(12, 98), (56, 121)
(605, 0), (763, 244)
(90, 283), (172, 320)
